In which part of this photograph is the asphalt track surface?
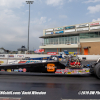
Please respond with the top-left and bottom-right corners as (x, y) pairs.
(0, 73), (99, 100)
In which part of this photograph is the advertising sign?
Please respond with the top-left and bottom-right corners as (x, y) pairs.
(64, 29), (75, 32)
(54, 31), (64, 34)
(47, 52), (57, 55)
(18, 61), (27, 63)
(34, 49), (44, 53)
(90, 26), (100, 30)
(0, 55), (5, 57)
(45, 32), (53, 35)
(18, 60), (36, 64)
(59, 52), (64, 55)
(8, 55), (14, 58)
(76, 24), (88, 28)
(54, 27), (63, 31)
(17, 55), (24, 58)
(0, 61), (4, 64)
(8, 60), (20, 64)
(45, 29), (53, 32)
(90, 22), (100, 26)
(76, 28), (89, 31)
(65, 26), (75, 30)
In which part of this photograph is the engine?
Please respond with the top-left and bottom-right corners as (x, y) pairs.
(66, 55), (83, 68)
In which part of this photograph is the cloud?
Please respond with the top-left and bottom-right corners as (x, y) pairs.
(0, 7), (56, 50)
(68, 0), (72, 2)
(83, 0), (100, 3)
(31, 17), (52, 25)
(92, 18), (100, 22)
(0, 1), (39, 50)
(46, 0), (63, 6)
(48, 18), (51, 21)
(40, 17), (47, 23)
(0, 0), (25, 8)
(59, 15), (67, 19)
(87, 4), (100, 13)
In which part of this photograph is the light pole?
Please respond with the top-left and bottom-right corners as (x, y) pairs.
(26, 1), (34, 53)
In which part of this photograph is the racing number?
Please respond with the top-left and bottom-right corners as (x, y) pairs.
(47, 63), (55, 72)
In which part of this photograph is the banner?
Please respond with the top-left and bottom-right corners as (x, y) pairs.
(76, 24), (88, 28)
(64, 29), (75, 32)
(0, 55), (5, 57)
(90, 22), (100, 26)
(54, 27), (63, 31)
(0, 61), (4, 64)
(45, 29), (53, 32)
(76, 28), (89, 31)
(34, 49), (44, 53)
(8, 55), (14, 58)
(65, 26), (75, 30)
(8, 60), (20, 64)
(47, 52), (57, 55)
(18, 60), (41, 64)
(45, 32), (53, 35)
(90, 26), (100, 30)
(17, 55), (24, 58)
(54, 31), (64, 34)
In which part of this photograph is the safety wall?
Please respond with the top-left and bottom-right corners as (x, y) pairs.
(0, 54), (50, 59)
(78, 55), (100, 60)
(8, 60), (42, 64)
(0, 59), (44, 65)
(8, 60), (20, 64)
(0, 54), (100, 61)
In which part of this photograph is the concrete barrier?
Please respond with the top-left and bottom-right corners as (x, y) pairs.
(78, 55), (100, 60)
(0, 54), (51, 59)
(0, 54), (100, 61)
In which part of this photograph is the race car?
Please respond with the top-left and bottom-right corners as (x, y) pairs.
(0, 55), (100, 79)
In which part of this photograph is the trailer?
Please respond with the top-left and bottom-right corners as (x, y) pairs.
(0, 55), (100, 79)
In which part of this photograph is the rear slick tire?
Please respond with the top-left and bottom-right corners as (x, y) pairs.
(95, 63), (100, 79)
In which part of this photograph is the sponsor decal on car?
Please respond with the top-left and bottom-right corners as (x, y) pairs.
(14, 69), (18, 72)
(19, 68), (23, 72)
(55, 68), (90, 74)
(23, 68), (26, 72)
(7, 69), (11, 72)
(67, 72), (71, 74)
(1, 69), (5, 71)
(47, 63), (55, 72)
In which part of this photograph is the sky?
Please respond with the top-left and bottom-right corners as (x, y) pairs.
(0, 0), (100, 51)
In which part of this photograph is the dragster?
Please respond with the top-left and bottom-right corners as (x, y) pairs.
(0, 56), (65, 73)
(0, 55), (100, 79)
